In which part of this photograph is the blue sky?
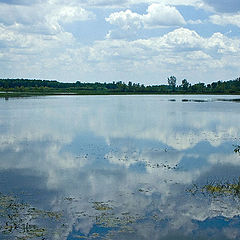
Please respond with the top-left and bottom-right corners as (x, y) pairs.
(0, 0), (239, 84)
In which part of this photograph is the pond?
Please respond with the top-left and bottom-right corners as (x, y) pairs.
(0, 95), (240, 240)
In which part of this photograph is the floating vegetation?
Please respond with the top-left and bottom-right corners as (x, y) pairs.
(73, 233), (100, 239)
(73, 235), (88, 239)
(186, 184), (199, 195)
(187, 178), (240, 197)
(138, 187), (152, 193)
(193, 99), (208, 102)
(234, 145), (240, 154)
(145, 161), (178, 170)
(96, 211), (139, 229)
(181, 98), (240, 103)
(64, 197), (75, 201)
(182, 99), (208, 102)
(217, 98), (240, 102)
(90, 200), (143, 238)
(93, 202), (113, 211)
(0, 192), (62, 239)
(203, 180), (240, 196)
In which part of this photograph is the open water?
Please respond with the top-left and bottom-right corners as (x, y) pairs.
(0, 95), (240, 239)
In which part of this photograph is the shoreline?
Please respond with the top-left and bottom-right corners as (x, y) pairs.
(1, 91), (240, 99)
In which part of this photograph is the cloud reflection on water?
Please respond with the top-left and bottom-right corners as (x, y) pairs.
(0, 95), (240, 239)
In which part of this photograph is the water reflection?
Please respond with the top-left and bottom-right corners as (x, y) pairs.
(0, 95), (240, 239)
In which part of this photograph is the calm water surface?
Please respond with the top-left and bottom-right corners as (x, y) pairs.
(0, 95), (240, 240)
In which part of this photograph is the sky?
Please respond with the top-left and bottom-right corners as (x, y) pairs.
(0, 0), (240, 85)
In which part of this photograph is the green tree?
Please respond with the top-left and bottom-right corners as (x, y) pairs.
(168, 76), (177, 91)
(191, 82), (205, 93)
(181, 79), (190, 91)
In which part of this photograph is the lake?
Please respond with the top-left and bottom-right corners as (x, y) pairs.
(0, 95), (240, 240)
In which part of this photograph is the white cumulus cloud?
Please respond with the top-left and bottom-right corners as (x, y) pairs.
(106, 3), (186, 32)
(0, 2), (95, 35)
(142, 3), (186, 28)
(0, 0), (239, 83)
(106, 9), (142, 30)
(209, 14), (240, 28)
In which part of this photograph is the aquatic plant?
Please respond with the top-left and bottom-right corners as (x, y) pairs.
(234, 145), (240, 154)
(187, 178), (240, 197)
(93, 202), (113, 211)
(0, 192), (62, 239)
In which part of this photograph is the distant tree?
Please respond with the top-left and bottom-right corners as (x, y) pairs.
(168, 76), (177, 91)
(75, 81), (81, 86)
(181, 79), (190, 91)
(1, 76), (240, 94)
(191, 82), (205, 93)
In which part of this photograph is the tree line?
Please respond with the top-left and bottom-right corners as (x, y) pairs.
(0, 77), (240, 94)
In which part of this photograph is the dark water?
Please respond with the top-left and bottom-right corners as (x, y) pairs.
(0, 95), (240, 240)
